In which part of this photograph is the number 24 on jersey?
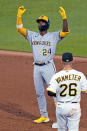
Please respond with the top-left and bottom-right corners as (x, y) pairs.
(43, 48), (52, 56)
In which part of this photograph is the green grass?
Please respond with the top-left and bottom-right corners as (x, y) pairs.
(0, 0), (87, 57)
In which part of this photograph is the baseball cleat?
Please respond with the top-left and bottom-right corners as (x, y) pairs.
(52, 122), (58, 128)
(34, 117), (50, 123)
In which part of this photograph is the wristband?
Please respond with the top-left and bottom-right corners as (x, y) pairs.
(16, 24), (23, 29)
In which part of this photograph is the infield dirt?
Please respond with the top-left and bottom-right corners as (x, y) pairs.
(0, 50), (87, 131)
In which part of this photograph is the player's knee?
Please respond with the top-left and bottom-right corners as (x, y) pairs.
(36, 93), (45, 98)
(35, 90), (44, 97)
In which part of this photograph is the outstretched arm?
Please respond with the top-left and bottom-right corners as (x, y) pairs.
(16, 6), (27, 36)
(59, 7), (70, 38)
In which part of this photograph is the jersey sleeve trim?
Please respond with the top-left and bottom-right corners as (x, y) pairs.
(46, 89), (56, 94)
(47, 91), (56, 97)
(59, 31), (70, 38)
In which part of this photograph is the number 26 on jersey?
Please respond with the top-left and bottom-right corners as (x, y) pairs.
(60, 83), (77, 97)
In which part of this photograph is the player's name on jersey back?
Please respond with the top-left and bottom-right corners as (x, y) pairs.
(56, 74), (81, 84)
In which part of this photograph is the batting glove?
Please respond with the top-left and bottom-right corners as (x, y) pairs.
(17, 6), (26, 17)
(59, 7), (67, 19)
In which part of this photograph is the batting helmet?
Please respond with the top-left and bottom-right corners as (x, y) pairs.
(36, 15), (50, 31)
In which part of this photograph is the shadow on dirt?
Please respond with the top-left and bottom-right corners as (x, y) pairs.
(0, 102), (36, 120)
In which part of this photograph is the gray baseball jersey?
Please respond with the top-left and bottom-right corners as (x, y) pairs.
(26, 30), (62, 63)
(26, 30), (62, 118)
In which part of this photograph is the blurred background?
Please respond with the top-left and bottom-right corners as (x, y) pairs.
(0, 0), (87, 57)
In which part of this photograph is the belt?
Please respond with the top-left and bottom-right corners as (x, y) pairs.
(58, 101), (78, 103)
(34, 61), (50, 66)
(35, 63), (46, 66)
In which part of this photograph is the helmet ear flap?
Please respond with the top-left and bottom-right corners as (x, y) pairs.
(47, 19), (50, 29)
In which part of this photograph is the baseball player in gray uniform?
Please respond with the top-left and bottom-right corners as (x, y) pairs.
(47, 52), (87, 131)
(16, 6), (70, 123)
